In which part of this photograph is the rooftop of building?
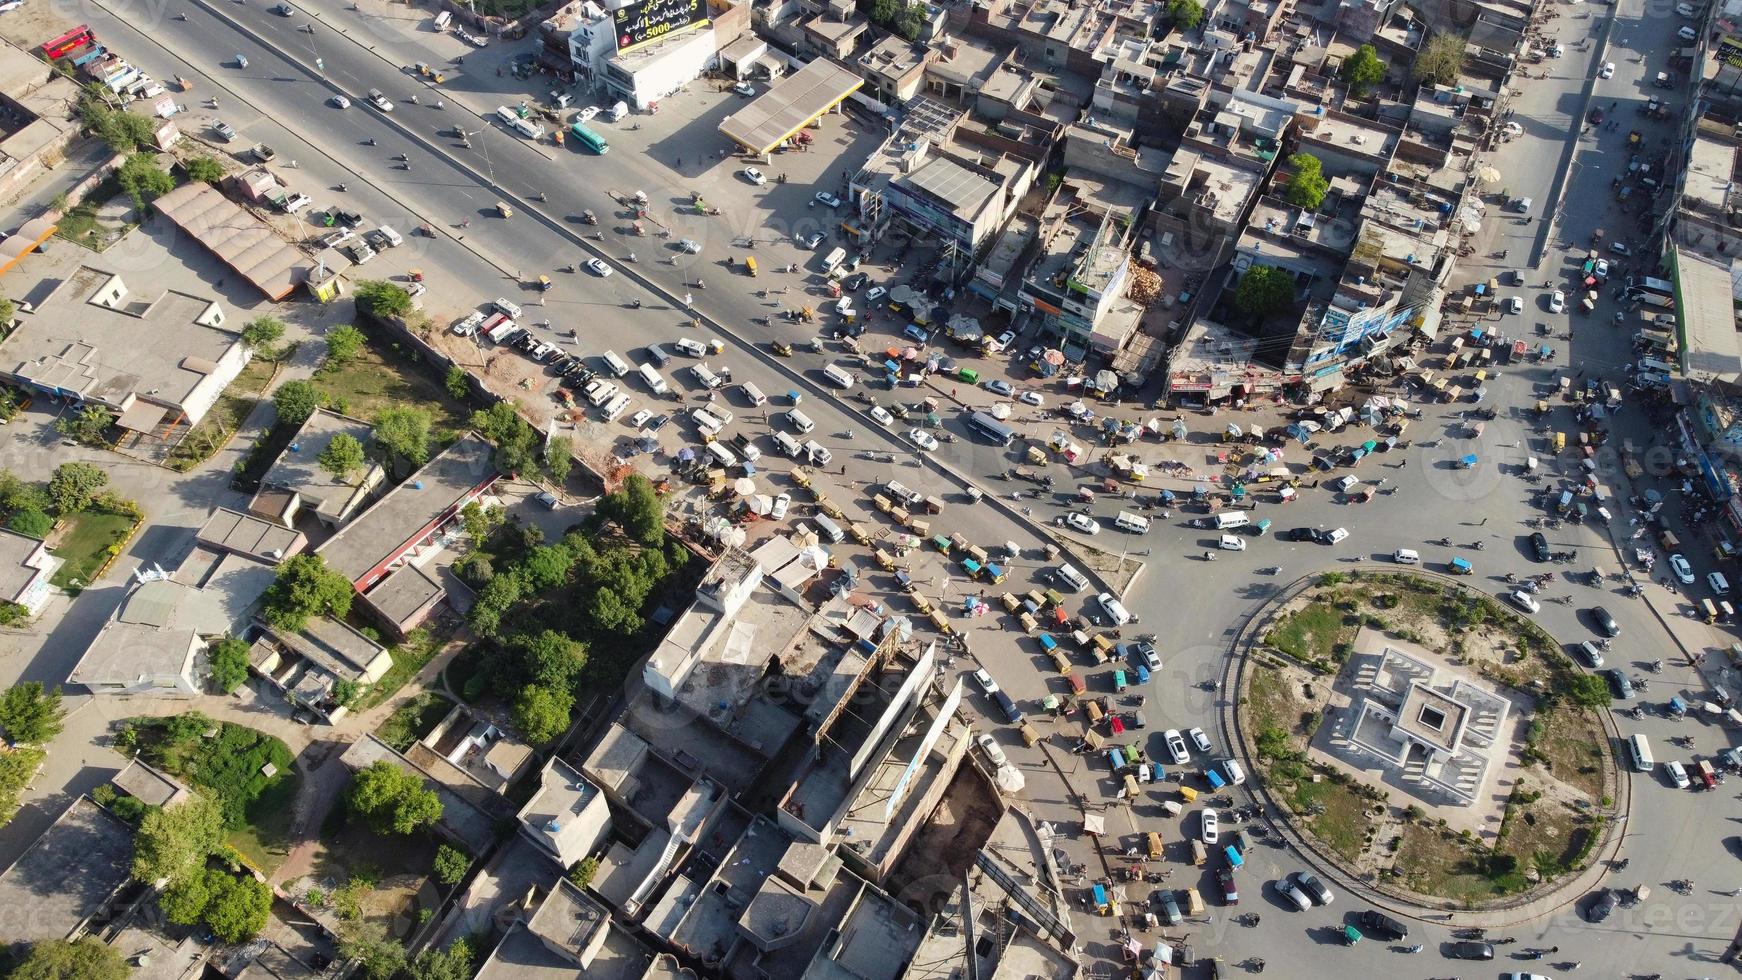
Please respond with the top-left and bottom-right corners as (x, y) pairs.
(108, 926), (206, 980)
(719, 56), (865, 154)
(1248, 191), (1363, 255)
(340, 734), (498, 854)
(476, 896), (653, 980)
(835, 707), (969, 870)
(1024, 195), (1136, 299)
(804, 9), (870, 45)
(1167, 316), (1287, 381)
(1681, 128), (1737, 219)
(1160, 147), (1265, 226)
(1674, 248), (1740, 383)
(0, 265), (235, 411)
(252, 615), (388, 681)
(858, 34), (929, 82)
(1297, 109), (1399, 161)
(924, 33), (1009, 90)
(798, 883), (922, 980)
(250, 409), (383, 524)
(195, 508), (304, 564)
(316, 433), (495, 583)
(0, 527), (53, 604)
(0, 795), (134, 940)
(111, 758), (192, 809)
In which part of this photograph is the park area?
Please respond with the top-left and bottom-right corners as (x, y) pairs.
(48, 503), (141, 591)
(1242, 571), (1614, 907)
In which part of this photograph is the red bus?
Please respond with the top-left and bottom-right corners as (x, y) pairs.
(42, 25), (93, 60)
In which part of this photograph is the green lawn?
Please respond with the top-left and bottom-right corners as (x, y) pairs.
(49, 508), (139, 590)
(314, 332), (470, 435)
(1286, 778), (1371, 862)
(126, 715), (300, 874)
(229, 766), (302, 873)
(1266, 602), (1352, 665)
(375, 691), (452, 752)
(55, 180), (134, 251)
(357, 625), (452, 711)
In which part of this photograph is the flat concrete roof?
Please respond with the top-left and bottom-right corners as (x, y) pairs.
(196, 507), (304, 564)
(251, 409), (383, 525)
(0, 796), (134, 940)
(719, 57), (863, 155)
(0, 528), (52, 605)
(152, 183), (313, 302)
(1675, 250), (1739, 382)
(317, 434), (496, 583)
(111, 758), (190, 808)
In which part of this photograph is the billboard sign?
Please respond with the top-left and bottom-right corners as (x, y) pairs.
(613, 0), (709, 54)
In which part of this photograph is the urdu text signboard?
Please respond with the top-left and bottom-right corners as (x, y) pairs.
(614, 0), (709, 55)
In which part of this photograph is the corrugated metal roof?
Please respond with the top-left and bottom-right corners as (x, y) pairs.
(153, 183), (312, 302)
(718, 57), (863, 154)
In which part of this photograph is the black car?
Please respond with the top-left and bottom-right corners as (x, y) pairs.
(1357, 909), (1407, 940)
(1156, 890), (1182, 925)
(1529, 531), (1551, 562)
(1605, 668), (1634, 699)
(1289, 527), (1315, 542)
(333, 207), (364, 227)
(1446, 941), (1494, 960)
(1590, 605), (1620, 637)
(1584, 888), (1617, 922)
(842, 272), (869, 291)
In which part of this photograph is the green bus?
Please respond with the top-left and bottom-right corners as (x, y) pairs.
(570, 122), (609, 155)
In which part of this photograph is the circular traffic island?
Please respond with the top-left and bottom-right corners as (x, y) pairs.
(1234, 569), (1620, 911)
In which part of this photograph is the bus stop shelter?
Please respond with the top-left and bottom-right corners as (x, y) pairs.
(718, 57), (862, 156)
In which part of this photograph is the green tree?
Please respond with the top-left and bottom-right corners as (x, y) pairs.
(1235, 265), (1296, 317)
(432, 844), (470, 886)
(46, 462), (107, 515)
(471, 402), (542, 476)
(514, 684), (574, 744)
(53, 404), (115, 446)
(1285, 153), (1329, 210)
(1414, 31), (1466, 86)
(8, 507), (52, 538)
(239, 315), (285, 356)
(568, 856), (599, 889)
(519, 630), (587, 689)
(261, 553), (354, 632)
(868, 0), (899, 23)
(1565, 673), (1612, 708)
(0, 472), (48, 514)
(184, 155), (225, 184)
(0, 745), (44, 828)
(132, 794), (224, 883)
(460, 501), (505, 546)
(318, 432), (367, 481)
(0, 682), (64, 744)
(325, 324), (366, 368)
(597, 473), (665, 545)
(1340, 43), (1386, 96)
(373, 406), (433, 468)
(203, 871), (271, 943)
(468, 572), (524, 638)
(406, 939), (473, 980)
(354, 280), (413, 320)
(272, 379), (325, 426)
(159, 868), (213, 925)
(346, 760), (443, 835)
(1166, 0), (1203, 27)
(208, 636), (252, 693)
(444, 365), (471, 401)
(115, 151), (175, 212)
(896, 3), (928, 39)
(9, 938), (128, 980)
(543, 436), (573, 488)
(520, 544), (576, 591)
(336, 923), (407, 980)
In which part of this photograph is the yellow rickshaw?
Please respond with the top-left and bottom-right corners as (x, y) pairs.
(744, 256), (758, 276)
(912, 593), (933, 614)
(909, 519), (931, 537)
(496, 201), (513, 218)
(928, 608), (952, 634)
(1552, 432), (1567, 453)
(1146, 832), (1163, 859)
(873, 493), (892, 513)
(1084, 701), (1104, 725)
(1020, 723), (1041, 747)
(874, 548), (896, 571)
(1026, 588), (1049, 609)
(1018, 611), (1038, 634)
(1049, 650), (1071, 675)
(849, 522), (870, 545)
(791, 466), (812, 488)
(1091, 634), (1113, 663)
(1179, 785), (1198, 803)
(1000, 593), (1021, 613)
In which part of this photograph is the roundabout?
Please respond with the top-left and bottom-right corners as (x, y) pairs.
(1225, 567), (1625, 920)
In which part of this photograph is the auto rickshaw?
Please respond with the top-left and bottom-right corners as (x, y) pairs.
(1341, 925), (1362, 946)
(496, 201), (513, 218)
(581, 209), (597, 224)
(536, 275), (553, 292)
(771, 340), (793, 357)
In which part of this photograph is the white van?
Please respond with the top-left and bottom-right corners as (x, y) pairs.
(1213, 510), (1250, 530)
(493, 298), (523, 319)
(1221, 759), (1246, 785)
(1392, 548), (1421, 565)
(1054, 564), (1089, 592)
(510, 117), (545, 140)
(1113, 510), (1151, 534)
(704, 442), (738, 469)
(673, 338), (708, 357)
(637, 364), (668, 395)
(1711, 571), (1732, 596)
(734, 438), (762, 463)
(375, 226), (404, 248)
(607, 100), (629, 121)
(691, 408), (725, 437)
(786, 409), (815, 433)
(691, 363), (722, 389)
(1629, 733), (1654, 772)
(1097, 592), (1131, 625)
(821, 364), (854, 389)
(804, 440), (832, 466)
(822, 247), (847, 274)
(601, 393), (632, 421)
(583, 380), (618, 407)
(772, 431), (802, 457)
(601, 350), (630, 377)
(740, 382), (767, 406)
(813, 514), (845, 543)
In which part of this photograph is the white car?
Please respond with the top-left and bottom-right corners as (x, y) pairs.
(907, 428), (939, 452)
(1324, 527), (1350, 545)
(1611, 241), (1632, 256)
(1503, 121), (1523, 136)
(769, 493), (791, 520)
(1508, 589), (1542, 614)
(1666, 759), (1691, 789)
(1018, 391), (1045, 407)
(799, 231), (824, 249)
(1219, 534), (1247, 551)
(1063, 512), (1100, 535)
(284, 193), (313, 214)
(1595, 258), (1610, 278)
(742, 167), (767, 185)
(1200, 809), (1219, 844)
(869, 405), (894, 427)
(586, 258), (613, 277)
(813, 191), (843, 209)
(1549, 290), (1565, 313)
(213, 120), (237, 141)
(972, 669), (999, 696)
(1670, 553), (1695, 584)
(977, 733), (1008, 768)
(1506, 296), (1524, 315)
(1599, 61), (1616, 78)
(1188, 727), (1212, 753)
(330, 94), (351, 109)
(577, 106), (600, 123)
(865, 285), (887, 303)
(629, 409), (653, 429)
(1164, 729), (1190, 764)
